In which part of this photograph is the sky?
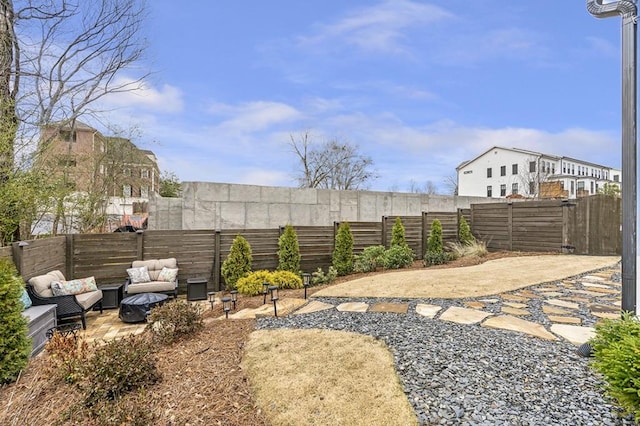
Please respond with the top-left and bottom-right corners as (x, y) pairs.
(99, 0), (627, 193)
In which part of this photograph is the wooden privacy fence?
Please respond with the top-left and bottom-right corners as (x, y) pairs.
(2, 197), (620, 293)
(470, 195), (621, 255)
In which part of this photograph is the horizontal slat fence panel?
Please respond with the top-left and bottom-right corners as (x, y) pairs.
(0, 246), (12, 263)
(424, 212), (459, 243)
(219, 229), (280, 288)
(383, 216), (423, 259)
(339, 221), (382, 254)
(15, 237), (66, 280)
(295, 226), (334, 273)
(71, 233), (138, 284)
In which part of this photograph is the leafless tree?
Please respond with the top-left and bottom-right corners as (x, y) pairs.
(443, 174), (458, 196)
(289, 130), (377, 190)
(408, 179), (439, 195)
(0, 0), (147, 241)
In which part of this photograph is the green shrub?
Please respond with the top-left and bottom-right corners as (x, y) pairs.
(383, 245), (414, 269)
(236, 270), (273, 296)
(458, 216), (475, 245)
(147, 299), (204, 344)
(426, 219), (443, 254)
(271, 270), (303, 289)
(333, 222), (354, 276)
(591, 312), (640, 419)
(221, 235), (252, 290)
(354, 245), (386, 273)
(278, 224), (301, 273)
(390, 217), (407, 248)
(311, 267), (337, 285)
(423, 251), (451, 266)
(80, 334), (160, 406)
(0, 258), (31, 384)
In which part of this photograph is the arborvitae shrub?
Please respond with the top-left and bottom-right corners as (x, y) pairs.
(0, 258), (31, 384)
(354, 245), (386, 273)
(147, 299), (204, 344)
(236, 270), (273, 296)
(458, 216), (476, 245)
(390, 217), (407, 248)
(221, 235), (252, 290)
(591, 312), (640, 419)
(426, 219), (444, 254)
(332, 222), (354, 276)
(277, 224), (301, 273)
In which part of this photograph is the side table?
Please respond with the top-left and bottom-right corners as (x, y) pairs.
(187, 277), (208, 301)
(99, 283), (124, 309)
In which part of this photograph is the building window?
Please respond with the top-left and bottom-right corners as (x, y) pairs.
(560, 181), (565, 190)
(124, 168), (132, 177)
(500, 165), (506, 176)
(141, 169), (149, 179)
(487, 186), (492, 197)
(140, 186), (149, 198)
(487, 168), (492, 178)
(571, 181), (575, 195)
(571, 164), (575, 175)
(123, 184), (132, 197)
(590, 181), (594, 193)
(500, 184), (506, 196)
(529, 181), (535, 194)
(512, 183), (518, 194)
(614, 174), (620, 182)
(60, 130), (76, 143)
(551, 164), (555, 174)
(578, 181), (585, 191)
(529, 161), (536, 173)
(58, 156), (76, 167)
(563, 164), (566, 173)
(512, 164), (518, 175)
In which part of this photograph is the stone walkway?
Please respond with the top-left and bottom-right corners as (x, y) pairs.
(76, 265), (621, 347)
(228, 266), (622, 346)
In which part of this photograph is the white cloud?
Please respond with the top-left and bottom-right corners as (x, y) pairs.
(103, 78), (184, 113)
(208, 101), (302, 132)
(585, 36), (618, 57)
(298, 0), (452, 55)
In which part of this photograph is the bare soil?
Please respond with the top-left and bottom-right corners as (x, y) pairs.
(0, 251), (611, 425)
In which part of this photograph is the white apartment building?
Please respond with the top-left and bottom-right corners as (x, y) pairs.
(457, 146), (621, 199)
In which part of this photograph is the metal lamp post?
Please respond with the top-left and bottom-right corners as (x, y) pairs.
(269, 285), (279, 317)
(587, 0), (638, 314)
(302, 273), (311, 299)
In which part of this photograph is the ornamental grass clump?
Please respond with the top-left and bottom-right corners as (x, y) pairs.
(590, 312), (640, 419)
(333, 222), (354, 276)
(277, 224), (301, 273)
(0, 258), (31, 384)
(447, 240), (488, 260)
(221, 235), (252, 290)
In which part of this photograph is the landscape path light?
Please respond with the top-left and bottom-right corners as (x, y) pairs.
(262, 281), (270, 304)
(230, 290), (238, 310)
(269, 285), (279, 317)
(222, 296), (232, 319)
(207, 292), (217, 310)
(302, 273), (311, 299)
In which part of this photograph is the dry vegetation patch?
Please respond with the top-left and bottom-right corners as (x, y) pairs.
(242, 329), (418, 426)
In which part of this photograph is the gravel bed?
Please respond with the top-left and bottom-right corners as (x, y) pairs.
(257, 266), (634, 425)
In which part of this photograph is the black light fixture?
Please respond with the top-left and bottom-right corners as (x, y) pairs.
(230, 290), (238, 309)
(262, 281), (270, 304)
(269, 285), (279, 317)
(222, 296), (232, 319)
(207, 292), (217, 310)
(302, 273), (311, 299)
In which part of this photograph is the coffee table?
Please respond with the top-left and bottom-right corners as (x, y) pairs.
(119, 293), (169, 323)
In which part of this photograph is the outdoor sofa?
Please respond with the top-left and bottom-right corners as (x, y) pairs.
(26, 270), (103, 329)
(124, 258), (179, 298)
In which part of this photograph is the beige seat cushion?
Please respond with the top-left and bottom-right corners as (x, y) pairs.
(28, 270), (66, 298)
(127, 281), (176, 294)
(132, 258), (177, 281)
(75, 289), (103, 310)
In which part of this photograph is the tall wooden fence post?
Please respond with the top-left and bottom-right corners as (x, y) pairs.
(507, 203), (513, 251)
(65, 235), (73, 278)
(213, 230), (221, 291)
(136, 230), (144, 260)
(381, 216), (388, 248)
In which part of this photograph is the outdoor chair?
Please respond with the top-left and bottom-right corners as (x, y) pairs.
(26, 270), (103, 329)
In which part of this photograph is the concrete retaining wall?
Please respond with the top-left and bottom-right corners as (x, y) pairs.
(149, 182), (503, 230)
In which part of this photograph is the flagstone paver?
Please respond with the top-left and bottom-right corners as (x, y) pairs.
(561, 296), (591, 304)
(336, 302), (369, 312)
(482, 315), (557, 340)
(501, 294), (529, 302)
(369, 302), (408, 314)
(547, 315), (581, 325)
(550, 324), (596, 345)
(478, 298), (499, 304)
(545, 299), (580, 310)
(571, 289), (611, 297)
(542, 305), (573, 315)
(415, 304), (442, 318)
(501, 306), (529, 316)
(582, 275), (605, 281)
(538, 291), (564, 298)
(293, 300), (335, 315)
(464, 301), (486, 309)
(582, 282), (615, 289)
(439, 306), (492, 325)
(503, 302), (527, 309)
(592, 311), (620, 319)
(516, 290), (538, 298)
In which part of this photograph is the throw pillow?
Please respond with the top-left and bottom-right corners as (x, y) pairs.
(51, 276), (98, 296)
(158, 267), (179, 282)
(127, 266), (151, 284)
(19, 287), (32, 310)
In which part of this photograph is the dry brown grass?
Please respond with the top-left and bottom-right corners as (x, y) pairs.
(242, 329), (418, 426)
